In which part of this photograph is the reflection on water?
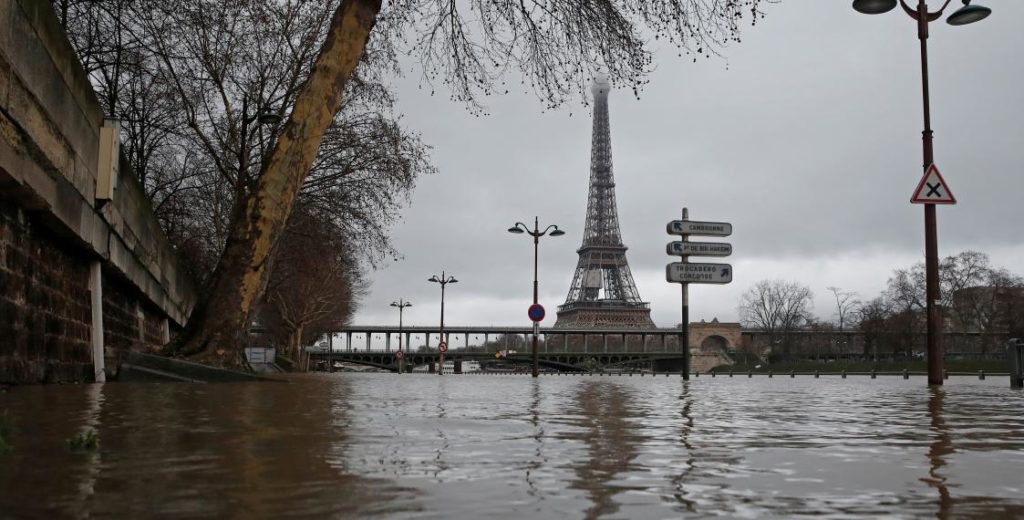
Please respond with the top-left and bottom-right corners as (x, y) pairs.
(0, 377), (409, 518)
(2, 375), (1024, 518)
(569, 381), (640, 518)
(925, 387), (954, 519)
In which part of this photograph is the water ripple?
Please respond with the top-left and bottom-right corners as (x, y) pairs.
(2, 374), (1023, 518)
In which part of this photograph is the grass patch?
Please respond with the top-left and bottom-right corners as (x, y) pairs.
(66, 429), (99, 452)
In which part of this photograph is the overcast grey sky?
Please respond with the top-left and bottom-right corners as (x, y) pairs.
(353, 1), (1024, 330)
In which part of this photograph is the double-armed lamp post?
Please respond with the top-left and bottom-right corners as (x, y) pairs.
(390, 299), (412, 373)
(509, 217), (565, 377)
(852, 0), (990, 386)
(428, 272), (457, 375)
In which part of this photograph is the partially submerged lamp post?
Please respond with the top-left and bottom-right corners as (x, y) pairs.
(390, 299), (412, 373)
(852, 0), (990, 385)
(428, 272), (457, 375)
(508, 217), (565, 377)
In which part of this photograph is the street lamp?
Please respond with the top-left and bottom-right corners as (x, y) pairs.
(852, 0), (991, 385)
(390, 299), (412, 374)
(508, 217), (565, 377)
(428, 272), (457, 375)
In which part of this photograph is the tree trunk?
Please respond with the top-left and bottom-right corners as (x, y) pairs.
(295, 324), (305, 371)
(168, 0), (382, 367)
(288, 330), (299, 362)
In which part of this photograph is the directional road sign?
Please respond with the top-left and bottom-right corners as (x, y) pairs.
(666, 262), (733, 284)
(528, 303), (546, 322)
(667, 241), (732, 257)
(911, 164), (956, 204)
(438, 341), (448, 353)
(667, 220), (732, 236)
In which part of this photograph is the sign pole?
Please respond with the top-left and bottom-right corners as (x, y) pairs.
(681, 208), (690, 380)
(917, 7), (943, 386)
(666, 209), (732, 379)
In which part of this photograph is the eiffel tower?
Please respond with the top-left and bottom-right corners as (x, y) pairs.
(554, 76), (654, 328)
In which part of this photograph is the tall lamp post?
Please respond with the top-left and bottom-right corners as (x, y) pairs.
(390, 299), (412, 374)
(852, 0), (990, 386)
(509, 217), (565, 377)
(428, 272), (457, 375)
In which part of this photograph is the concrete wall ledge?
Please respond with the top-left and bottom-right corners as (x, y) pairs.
(122, 352), (286, 383)
(0, 0), (196, 327)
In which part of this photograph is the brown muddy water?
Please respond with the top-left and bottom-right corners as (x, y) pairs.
(1, 374), (1023, 519)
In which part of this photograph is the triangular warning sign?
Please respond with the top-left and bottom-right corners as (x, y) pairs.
(911, 164), (956, 204)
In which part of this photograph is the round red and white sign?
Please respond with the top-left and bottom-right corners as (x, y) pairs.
(438, 341), (448, 353)
(395, 350), (404, 359)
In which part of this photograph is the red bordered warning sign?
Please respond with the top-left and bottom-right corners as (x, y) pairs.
(911, 164), (956, 204)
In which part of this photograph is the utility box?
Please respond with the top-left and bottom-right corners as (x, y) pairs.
(96, 119), (120, 202)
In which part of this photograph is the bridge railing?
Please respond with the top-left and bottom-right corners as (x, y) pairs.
(319, 327), (690, 355)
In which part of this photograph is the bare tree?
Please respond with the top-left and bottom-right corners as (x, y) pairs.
(856, 296), (893, 359)
(259, 206), (362, 366)
(738, 279), (814, 360)
(58, 0), (433, 366)
(826, 286), (860, 332)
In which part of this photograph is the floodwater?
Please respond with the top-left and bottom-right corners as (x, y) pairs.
(2, 374), (1023, 519)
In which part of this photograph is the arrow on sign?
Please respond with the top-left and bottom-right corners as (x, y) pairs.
(666, 220), (733, 237)
(911, 164), (956, 204)
(667, 241), (732, 257)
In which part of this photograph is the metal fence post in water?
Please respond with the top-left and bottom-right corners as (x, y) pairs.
(1010, 339), (1023, 389)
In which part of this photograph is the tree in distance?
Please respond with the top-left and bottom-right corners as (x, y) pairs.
(738, 279), (814, 361)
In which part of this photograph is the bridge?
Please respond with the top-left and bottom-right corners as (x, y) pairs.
(307, 324), (740, 373)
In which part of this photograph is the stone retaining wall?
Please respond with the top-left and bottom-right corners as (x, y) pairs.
(0, 0), (196, 383)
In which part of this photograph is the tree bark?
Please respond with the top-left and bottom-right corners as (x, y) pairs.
(169, 0), (383, 366)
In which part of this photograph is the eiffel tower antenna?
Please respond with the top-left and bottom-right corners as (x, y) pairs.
(554, 76), (654, 328)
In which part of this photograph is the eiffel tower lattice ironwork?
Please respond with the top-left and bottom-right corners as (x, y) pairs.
(554, 77), (654, 328)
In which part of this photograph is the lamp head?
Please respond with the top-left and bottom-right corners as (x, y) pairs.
(852, 0), (896, 14)
(390, 302), (398, 307)
(549, 227), (565, 237)
(449, 278), (459, 284)
(429, 276), (439, 283)
(508, 225), (524, 234)
(947, 1), (991, 25)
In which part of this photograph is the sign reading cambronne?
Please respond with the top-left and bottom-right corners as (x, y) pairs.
(666, 262), (733, 284)
(666, 220), (732, 237)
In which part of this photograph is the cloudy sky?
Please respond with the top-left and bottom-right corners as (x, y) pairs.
(353, 1), (1024, 330)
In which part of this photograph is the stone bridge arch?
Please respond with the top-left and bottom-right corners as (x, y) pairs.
(689, 319), (742, 372)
